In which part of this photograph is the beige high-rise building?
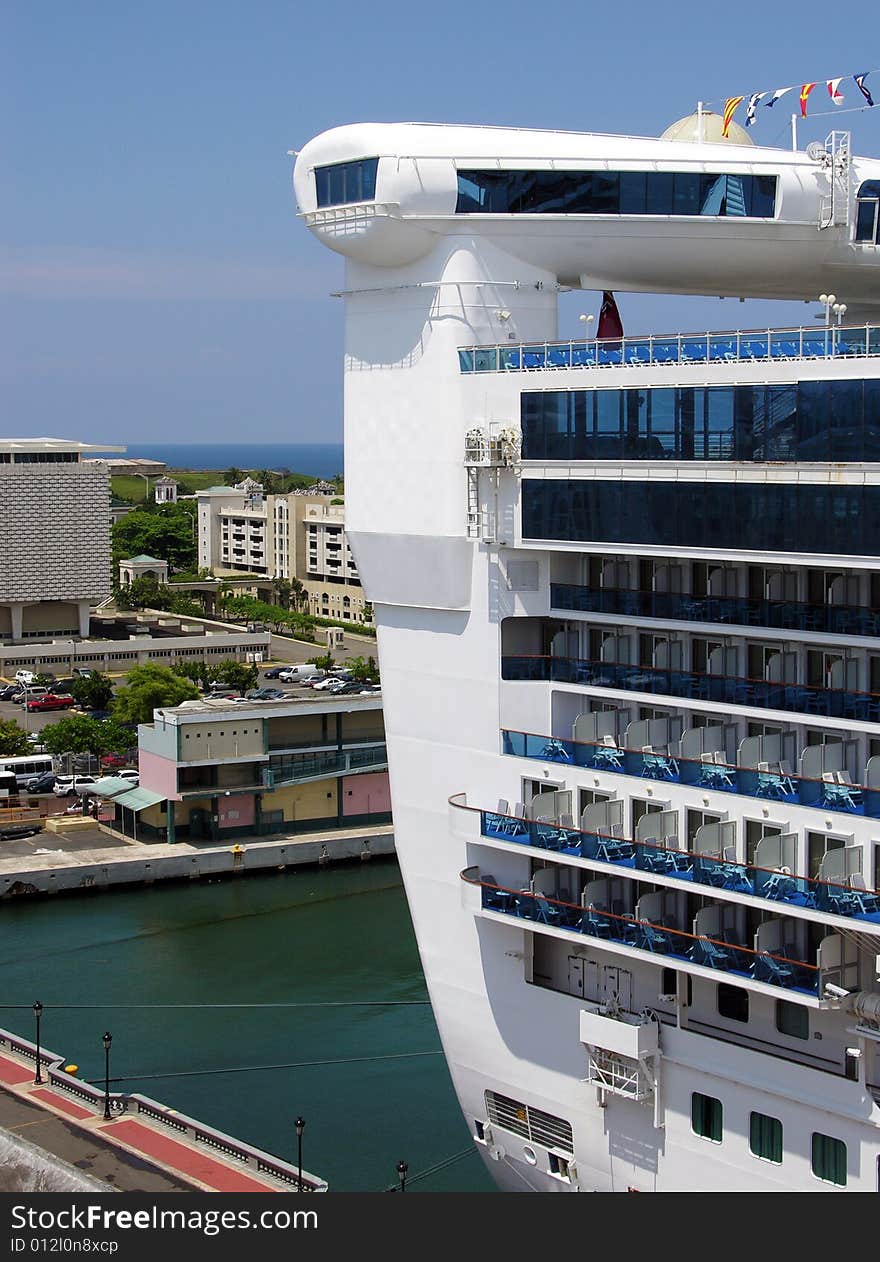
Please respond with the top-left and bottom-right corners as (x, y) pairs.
(0, 438), (122, 643)
(196, 481), (371, 625)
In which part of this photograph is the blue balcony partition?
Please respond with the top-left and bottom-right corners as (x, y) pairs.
(502, 726), (875, 822)
(502, 655), (880, 723)
(478, 798), (880, 926)
(469, 873), (819, 994)
(550, 583), (880, 640)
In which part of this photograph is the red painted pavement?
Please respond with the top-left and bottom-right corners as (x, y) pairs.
(30, 1088), (95, 1121)
(103, 1120), (278, 1192)
(0, 1054), (35, 1086)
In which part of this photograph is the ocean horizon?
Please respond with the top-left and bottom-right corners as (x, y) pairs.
(118, 442), (344, 478)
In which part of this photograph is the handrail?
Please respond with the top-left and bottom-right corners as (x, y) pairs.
(459, 868), (820, 991)
(501, 727), (878, 822)
(450, 794), (880, 922)
(502, 655), (880, 722)
(459, 324), (880, 373)
(551, 584), (880, 640)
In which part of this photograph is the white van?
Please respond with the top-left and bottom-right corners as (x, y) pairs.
(278, 664), (323, 683)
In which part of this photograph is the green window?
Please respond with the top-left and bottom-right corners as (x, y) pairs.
(691, 1092), (723, 1142)
(749, 1112), (783, 1163)
(812, 1133), (847, 1185)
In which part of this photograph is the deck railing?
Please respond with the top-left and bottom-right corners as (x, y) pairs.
(551, 584), (880, 641)
(459, 324), (880, 373)
(460, 868), (821, 994)
(501, 655), (880, 723)
(502, 728), (878, 820)
(452, 794), (880, 926)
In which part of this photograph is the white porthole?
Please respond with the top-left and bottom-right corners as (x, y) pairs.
(523, 1146), (537, 1165)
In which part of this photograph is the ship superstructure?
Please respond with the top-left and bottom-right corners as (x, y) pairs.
(294, 118), (880, 1190)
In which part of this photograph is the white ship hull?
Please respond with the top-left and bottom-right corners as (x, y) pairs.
(295, 120), (880, 1190)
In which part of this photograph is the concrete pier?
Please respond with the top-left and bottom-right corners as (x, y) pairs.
(0, 824), (395, 899)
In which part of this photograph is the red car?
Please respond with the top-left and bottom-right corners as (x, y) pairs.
(100, 753), (126, 769)
(26, 693), (76, 712)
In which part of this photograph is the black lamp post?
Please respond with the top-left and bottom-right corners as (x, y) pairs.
(33, 1002), (43, 1085)
(102, 1031), (112, 1120)
(397, 1159), (408, 1193)
(295, 1116), (305, 1191)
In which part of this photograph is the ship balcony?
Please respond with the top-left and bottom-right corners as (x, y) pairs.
(450, 795), (880, 931)
(461, 865), (831, 1002)
(551, 585), (880, 642)
(458, 324), (880, 374)
(502, 654), (880, 724)
(502, 728), (879, 822)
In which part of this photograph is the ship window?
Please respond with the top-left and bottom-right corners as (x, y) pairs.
(717, 983), (749, 1023)
(812, 1133), (847, 1185)
(855, 180), (880, 243)
(456, 170), (777, 218)
(314, 158), (379, 208)
(776, 999), (809, 1040)
(691, 1092), (723, 1142)
(750, 1112), (783, 1163)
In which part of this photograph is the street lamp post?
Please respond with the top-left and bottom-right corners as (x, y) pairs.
(295, 1116), (305, 1191)
(397, 1159), (408, 1192)
(102, 1031), (112, 1120)
(33, 1001), (43, 1084)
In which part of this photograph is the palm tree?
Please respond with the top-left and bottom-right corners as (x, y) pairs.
(289, 577), (308, 612)
(223, 466), (244, 486)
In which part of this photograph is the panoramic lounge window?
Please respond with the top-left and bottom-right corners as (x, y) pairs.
(315, 158), (379, 208)
(855, 180), (880, 244)
(456, 169), (777, 218)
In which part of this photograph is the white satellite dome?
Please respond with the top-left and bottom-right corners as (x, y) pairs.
(661, 110), (753, 146)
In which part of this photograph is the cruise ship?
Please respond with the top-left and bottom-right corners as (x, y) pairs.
(293, 113), (880, 1191)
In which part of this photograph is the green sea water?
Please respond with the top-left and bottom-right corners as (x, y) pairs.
(1, 860), (495, 1192)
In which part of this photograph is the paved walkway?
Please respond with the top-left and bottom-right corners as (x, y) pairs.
(0, 1047), (294, 1193)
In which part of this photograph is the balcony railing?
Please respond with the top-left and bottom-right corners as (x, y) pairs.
(502, 728), (879, 820)
(471, 802), (880, 927)
(267, 745), (387, 787)
(551, 584), (880, 640)
(461, 868), (821, 994)
(458, 324), (880, 374)
(502, 655), (880, 723)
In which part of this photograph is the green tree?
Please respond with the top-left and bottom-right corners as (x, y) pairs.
(0, 718), (30, 756)
(307, 652), (335, 671)
(272, 577), (292, 610)
(223, 467), (244, 486)
(69, 672), (114, 712)
(344, 655), (379, 682)
(254, 469), (280, 495)
(40, 715), (131, 758)
(212, 659), (259, 695)
(172, 659), (211, 690)
(111, 501), (198, 572)
(112, 664), (200, 726)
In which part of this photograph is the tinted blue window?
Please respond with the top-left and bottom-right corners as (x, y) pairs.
(521, 380), (880, 464)
(456, 170), (777, 218)
(522, 480), (880, 556)
(855, 180), (880, 243)
(314, 158), (379, 208)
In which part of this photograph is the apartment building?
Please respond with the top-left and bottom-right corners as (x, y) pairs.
(130, 692), (390, 842)
(196, 481), (371, 624)
(0, 437), (123, 643)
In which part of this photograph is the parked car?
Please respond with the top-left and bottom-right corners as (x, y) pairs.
(207, 688), (239, 700)
(14, 670), (36, 685)
(263, 666), (287, 679)
(278, 665), (324, 683)
(311, 677), (342, 691)
(246, 687), (286, 701)
(118, 769), (139, 783)
(53, 775), (98, 798)
(73, 667), (93, 677)
(13, 687), (49, 705)
(25, 772), (57, 793)
(49, 678), (75, 693)
(100, 753), (127, 769)
(0, 684), (22, 701)
(26, 692), (75, 712)
(88, 709), (113, 721)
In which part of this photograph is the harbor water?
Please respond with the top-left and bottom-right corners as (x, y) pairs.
(1, 860), (495, 1192)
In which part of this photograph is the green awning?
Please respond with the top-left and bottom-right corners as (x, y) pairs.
(93, 777), (136, 798)
(113, 787), (166, 812)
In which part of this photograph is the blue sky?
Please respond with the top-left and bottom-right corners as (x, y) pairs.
(2, 2), (877, 444)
